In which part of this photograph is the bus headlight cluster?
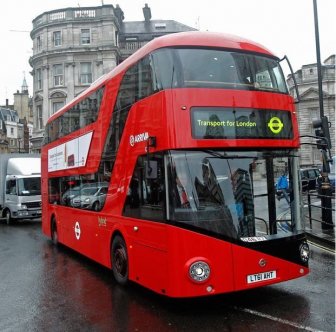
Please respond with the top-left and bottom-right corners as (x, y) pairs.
(299, 242), (310, 263)
(189, 261), (210, 283)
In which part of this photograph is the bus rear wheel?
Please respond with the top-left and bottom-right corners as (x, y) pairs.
(51, 218), (58, 245)
(111, 235), (128, 285)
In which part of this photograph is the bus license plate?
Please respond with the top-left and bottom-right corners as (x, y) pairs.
(247, 270), (276, 284)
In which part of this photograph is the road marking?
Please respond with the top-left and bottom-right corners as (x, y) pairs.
(308, 240), (335, 254)
(234, 306), (325, 332)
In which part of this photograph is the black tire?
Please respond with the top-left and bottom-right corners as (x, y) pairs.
(4, 209), (11, 225)
(92, 201), (100, 211)
(111, 235), (128, 285)
(51, 218), (58, 246)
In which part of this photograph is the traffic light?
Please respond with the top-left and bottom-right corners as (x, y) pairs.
(312, 116), (331, 150)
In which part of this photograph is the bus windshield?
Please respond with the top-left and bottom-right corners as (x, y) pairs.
(152, 48), (288, 93)
(167, 150), (299, 241)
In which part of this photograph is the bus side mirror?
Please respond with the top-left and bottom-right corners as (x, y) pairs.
(280, 55), (300, 103)
(146, 136), (157, 178)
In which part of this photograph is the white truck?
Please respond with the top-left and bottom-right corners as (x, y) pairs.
(0, 154), (41, 224)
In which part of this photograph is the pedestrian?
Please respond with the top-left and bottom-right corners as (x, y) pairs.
(276, 173), (290, 204)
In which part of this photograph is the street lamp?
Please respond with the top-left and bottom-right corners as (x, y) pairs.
(312, 0), (333, 231)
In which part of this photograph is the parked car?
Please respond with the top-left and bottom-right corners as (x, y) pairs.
(71, 183), (108, 211)
(61, 186), (81, 206)
(300, 167), (322, 191)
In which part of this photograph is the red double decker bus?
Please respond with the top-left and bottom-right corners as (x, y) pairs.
(41, 31), (309, 298)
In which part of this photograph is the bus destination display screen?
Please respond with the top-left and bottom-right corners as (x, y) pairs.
(191, 107), (293, 140)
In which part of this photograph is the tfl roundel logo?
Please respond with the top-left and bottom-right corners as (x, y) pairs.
(129, 135), (135, 147)
(268, 117), (284, 134)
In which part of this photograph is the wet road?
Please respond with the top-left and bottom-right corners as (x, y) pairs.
(0, 220), (334, 332)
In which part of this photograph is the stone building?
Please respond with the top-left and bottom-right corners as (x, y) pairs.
(287, 55), (335, 166)
(0, 78), (33, 153)
(29, 4), (196, 152)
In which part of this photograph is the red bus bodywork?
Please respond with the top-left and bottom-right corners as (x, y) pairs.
(42, 31), (309, 298)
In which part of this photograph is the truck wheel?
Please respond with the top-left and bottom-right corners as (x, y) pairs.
(111, 235), (128, 285)
(92, 201), (100, 211)
(51, 218), (58, 245)
(4, 209), (11, 225)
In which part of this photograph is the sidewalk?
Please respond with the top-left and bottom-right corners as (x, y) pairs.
(278, 195), (335, 251)
(303, 199), (335, 250)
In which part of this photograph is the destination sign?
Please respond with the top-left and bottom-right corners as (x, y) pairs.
(191, 107), (293, 139)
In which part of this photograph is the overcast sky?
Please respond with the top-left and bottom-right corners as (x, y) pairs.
(1, 0), (335, 104)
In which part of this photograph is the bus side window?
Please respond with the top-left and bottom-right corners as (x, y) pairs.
(138, 56), (154, 100)
(117, 65), (137, 111)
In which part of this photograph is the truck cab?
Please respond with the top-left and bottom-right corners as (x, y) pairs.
(0, 155), (41, 224)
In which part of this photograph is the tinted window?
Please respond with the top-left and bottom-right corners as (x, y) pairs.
(151, 48), (288, 93)
(48, 175), (108, 211)
(123, 153), (165, 221)
(44, 86), (105, 145)
(99, 56), (154, 178)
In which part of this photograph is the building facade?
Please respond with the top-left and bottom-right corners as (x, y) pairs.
(29, 4), (196, 153)
(287, 55), (335, 166)
(0, 78), (33, 154)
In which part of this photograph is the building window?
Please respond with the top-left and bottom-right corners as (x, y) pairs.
(80, 62), (92, 85)
(37, 35), (42, 51)
(53, 64), (64, 87)
(52, 101), (64, 114)
(37, 105), (43, 130)
(36, 68), (42, 90)
(81, 29), (91, 44)
(53, 31), (62, 47)
(10, 128), (14, 135)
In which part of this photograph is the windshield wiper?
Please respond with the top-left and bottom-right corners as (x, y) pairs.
(204, 150), (253, 159)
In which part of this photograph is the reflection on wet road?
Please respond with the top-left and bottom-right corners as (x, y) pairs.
(0, 220), (334, 331)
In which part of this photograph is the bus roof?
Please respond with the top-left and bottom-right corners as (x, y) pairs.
(48, 31), (277, 123)
(108, 31), (276, 81)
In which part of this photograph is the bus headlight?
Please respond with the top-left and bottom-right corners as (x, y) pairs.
(189, 261), (211, 283)
(299, 242), (310, 263)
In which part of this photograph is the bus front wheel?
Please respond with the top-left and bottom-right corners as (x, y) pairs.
(111, 235), (128, 285)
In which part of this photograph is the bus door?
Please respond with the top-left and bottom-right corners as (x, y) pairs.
(123, 154), (169, 290)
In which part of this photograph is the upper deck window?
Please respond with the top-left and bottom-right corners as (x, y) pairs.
(43, 86), (105, 145)
(151, 48), (288, 94)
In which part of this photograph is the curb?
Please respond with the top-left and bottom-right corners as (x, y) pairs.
(305, 232), (335, 252)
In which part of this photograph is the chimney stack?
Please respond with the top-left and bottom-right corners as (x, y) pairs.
(143, 3), (151, 21)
